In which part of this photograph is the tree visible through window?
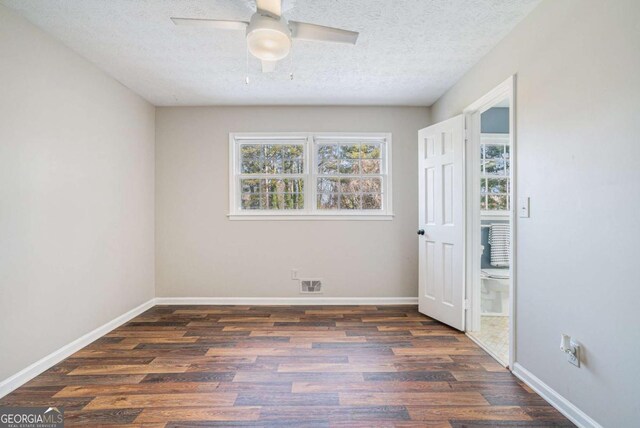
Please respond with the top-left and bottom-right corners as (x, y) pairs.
(480, 135), (510, 212)
(239, 143), (305, 210)
(230, 133), (392, 217)
(316, 143), (383, 210)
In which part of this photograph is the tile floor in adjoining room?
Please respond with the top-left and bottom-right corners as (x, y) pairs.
(471, 315), (509, 365)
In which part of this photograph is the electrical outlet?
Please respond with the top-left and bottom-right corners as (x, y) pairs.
(567, 341), (580, 367)
(560, 334), (580, 367)
(291, 269), (299, 280)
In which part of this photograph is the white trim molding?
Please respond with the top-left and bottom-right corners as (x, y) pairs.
(0, 298), (156, 399)
(512, 363), (603, 428)
(463, 75), (518, 369)
(228, 214), (394, 221)
(155, 297), (418, 306)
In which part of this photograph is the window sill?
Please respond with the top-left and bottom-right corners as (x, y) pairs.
(227, 213), (394, 221)
(480, 210), (511, 217)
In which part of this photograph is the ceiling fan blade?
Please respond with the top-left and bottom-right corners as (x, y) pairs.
(256, 0), (282, 17)
(261, 60), (277, 73)
(289, 21), (358, 44)
(171, 18), (248, 30)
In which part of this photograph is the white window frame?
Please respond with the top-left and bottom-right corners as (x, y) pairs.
(228, 132), (393, 220)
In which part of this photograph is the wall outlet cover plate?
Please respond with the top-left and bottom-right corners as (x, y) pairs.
(567, 344), (580, 367)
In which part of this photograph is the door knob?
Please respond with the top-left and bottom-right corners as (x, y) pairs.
(417, 229), (425, 236)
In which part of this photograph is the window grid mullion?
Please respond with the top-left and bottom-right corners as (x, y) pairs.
(308, 136), (314, 213)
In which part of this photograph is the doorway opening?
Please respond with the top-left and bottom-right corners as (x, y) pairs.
(464, 77), (515, 368)
(416, 76), (515, 368)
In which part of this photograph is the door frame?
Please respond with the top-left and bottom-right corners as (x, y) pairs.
(463, 75), (517, 368)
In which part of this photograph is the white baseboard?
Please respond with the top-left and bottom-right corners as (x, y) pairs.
(154, 297), (418, 306)
(0, 298), (156, 399)
(512, 363), (602, 428)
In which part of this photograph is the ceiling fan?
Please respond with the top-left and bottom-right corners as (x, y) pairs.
(171, 0), (359, 73)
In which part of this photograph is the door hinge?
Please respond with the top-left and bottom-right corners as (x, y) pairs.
(464, 299), (471, 310)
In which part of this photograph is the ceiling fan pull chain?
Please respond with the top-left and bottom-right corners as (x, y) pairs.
(245, 42), (250, 85)
(289, 44), (294, 81)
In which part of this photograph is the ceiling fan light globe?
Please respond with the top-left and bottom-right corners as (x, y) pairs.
(247, 28), (291, 61)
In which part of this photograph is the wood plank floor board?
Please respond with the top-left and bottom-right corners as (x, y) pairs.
(234, 392), (339, 406)
(84, 392), (238, 410)
(231, 341), (314, 349)
(255, 355), (350, 364)
(449, 421), (573, 427)
(106, 331), (188, 338)
(140, 371), (236, 383)
(63, 408), (144, 426)
(68, 363), (191, 376)
(0, 395), (92, 411)
(214, 381), (293, 392)
(407, 405), (533, 421)
(64, 357), (157, 365)
(196, 336), (290, 343)
(257, 405), (412, 422)
(480, 391), (553, 406)
(150, 356), (258, 365)
(290, 336), (368, 343)
(277, 363), (398, 373)
(348, 355), (455, 364)
(54, 382), (222, 398)
(119, 337), (200, 344)
(19, 374), (147, 387)
(338, 391), (490, 406)
(363, 370), (457, 382)
(2, 385), (65, 398)
(184, 362), (279, 373)
(0, 305), (573, 427)
(164, 421), (331, 427)
(522, 405), (579, 423)
(133, 407), (261, 423)
(73, 349), (210, 358)
(232, 371), (366, 383)
(133, 343), (226, 350)
(292, 381), (455, 393)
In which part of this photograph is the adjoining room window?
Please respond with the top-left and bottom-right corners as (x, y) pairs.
(480, 133), (510, 213)
(229, 133), (392, 219)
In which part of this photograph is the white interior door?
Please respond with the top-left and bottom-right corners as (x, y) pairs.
(418, 115), (465, 330)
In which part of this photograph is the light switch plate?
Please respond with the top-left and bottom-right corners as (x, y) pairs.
(519, 196), (530, 218)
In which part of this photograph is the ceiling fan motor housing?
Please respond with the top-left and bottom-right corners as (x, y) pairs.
(246, 13), (292, 61)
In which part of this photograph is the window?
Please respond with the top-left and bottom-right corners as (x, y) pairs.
(229, 133), (392, 219)
(238, 141), (306, 211)
(480, 133), (510, 212)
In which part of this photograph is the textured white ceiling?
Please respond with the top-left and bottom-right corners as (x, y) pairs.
(1, 0), (540, 106)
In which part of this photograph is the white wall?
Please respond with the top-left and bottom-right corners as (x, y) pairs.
(0, 5), (155, 382)
(431, 0), (640, 426)
(155, 106), (429, 299)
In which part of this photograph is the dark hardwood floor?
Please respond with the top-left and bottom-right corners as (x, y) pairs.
(0, 305), (573, 427)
